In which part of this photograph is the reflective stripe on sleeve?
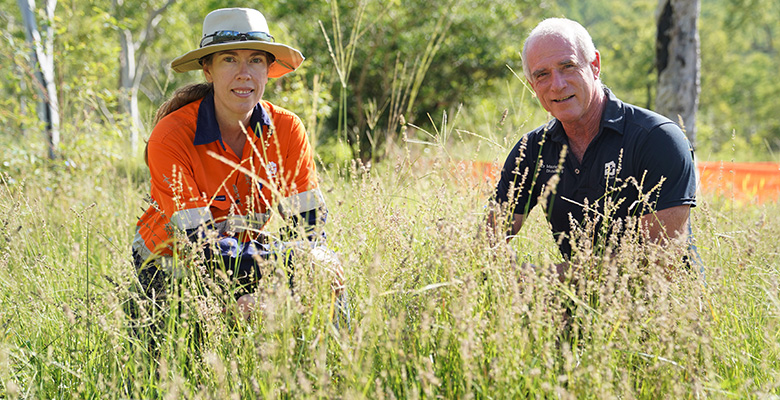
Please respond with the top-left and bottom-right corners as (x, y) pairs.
(170, 207), (213, 230)
(214, 211), (271, 234)
(277, 189), (326, 218)
(254, 211), (271, 227)
(131, 226), (154, 261)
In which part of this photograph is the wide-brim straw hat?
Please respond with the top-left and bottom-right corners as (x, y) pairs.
(171, 8), (304, 78)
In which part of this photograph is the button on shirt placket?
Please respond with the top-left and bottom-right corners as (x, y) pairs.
(565, 150), (589, 203)
(566, 149), (584, 181)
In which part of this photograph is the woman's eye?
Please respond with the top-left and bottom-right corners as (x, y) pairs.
(251, 58), (265, 64)
(223, 56), (236, 62)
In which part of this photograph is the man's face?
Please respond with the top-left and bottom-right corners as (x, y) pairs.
(203, 49), (270, 124)
(525, 35), (601, 125)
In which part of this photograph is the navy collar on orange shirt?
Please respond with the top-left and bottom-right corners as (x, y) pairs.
(193, 93), (273, 147)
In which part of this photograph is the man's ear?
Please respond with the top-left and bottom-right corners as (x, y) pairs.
(591, 50), (601, 79)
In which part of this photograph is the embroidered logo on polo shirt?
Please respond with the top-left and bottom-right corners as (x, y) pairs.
(604, 161), (617, 181)
(266, 162), (278, 178)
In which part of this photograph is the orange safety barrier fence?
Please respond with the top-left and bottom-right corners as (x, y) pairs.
(697, 161), (780, 204)
(448, 160), (780, 204)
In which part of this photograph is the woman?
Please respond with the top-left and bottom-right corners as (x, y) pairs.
(132, 8), (343, 318)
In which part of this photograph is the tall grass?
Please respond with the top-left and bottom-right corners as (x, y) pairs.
(0, 122), (778, 398)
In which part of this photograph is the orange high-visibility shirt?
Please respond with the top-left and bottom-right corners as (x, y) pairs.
(132, 94), (325, 261)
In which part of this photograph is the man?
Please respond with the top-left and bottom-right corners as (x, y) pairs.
(489, 18), (697, 278)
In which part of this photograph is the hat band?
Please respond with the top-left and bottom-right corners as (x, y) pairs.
(200, 30), (275, 48)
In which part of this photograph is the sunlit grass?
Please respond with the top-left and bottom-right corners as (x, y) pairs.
(0, 132), (778, 398)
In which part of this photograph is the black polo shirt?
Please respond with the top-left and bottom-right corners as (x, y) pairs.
(494, 88), (696, 258)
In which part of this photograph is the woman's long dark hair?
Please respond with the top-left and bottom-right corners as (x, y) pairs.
(143, 82), (214, 166)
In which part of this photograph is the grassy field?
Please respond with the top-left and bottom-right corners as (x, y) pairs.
(0, 138), (778, 398)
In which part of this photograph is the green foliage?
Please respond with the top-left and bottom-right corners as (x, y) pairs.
(256, 0), (551, 161)
(3, 0), (780, 161)
(697, 0), (780, 160)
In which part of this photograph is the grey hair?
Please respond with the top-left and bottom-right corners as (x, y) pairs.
(521, 18), (598, 80)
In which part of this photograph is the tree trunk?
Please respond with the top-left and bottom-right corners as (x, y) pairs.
(655, 0), (700, 147)
(115, 0), (177, 154)
(119, 28), (142, 152)
(18, 0), (60, 159)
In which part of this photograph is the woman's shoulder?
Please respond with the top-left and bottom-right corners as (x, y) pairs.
(261, 101), (302, 126)
(150, 100), (202, 143)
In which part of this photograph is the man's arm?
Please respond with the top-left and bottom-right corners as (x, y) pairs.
(486, 209), (526, 244)
(636, 204), (693, 278)
(633, 121), (696, 246)
(521, 206), (691, 284)
(640, 205), (691, 244)
(509, 213), (526, 240)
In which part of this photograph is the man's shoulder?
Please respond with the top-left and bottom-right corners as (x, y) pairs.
(531, 119), (557, 134)
(619, 100), (680, 136)
(502, 120), (561, 169)
(618, 103), (691, 162)
(612, 97), (694, 175)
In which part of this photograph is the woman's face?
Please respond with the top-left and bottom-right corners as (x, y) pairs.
(203, 49), (270, 125)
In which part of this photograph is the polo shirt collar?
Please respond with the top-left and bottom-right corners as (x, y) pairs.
(548, 120), (567, 144)
(193, 93), (272, 146)
(547, 86), (625, 144)
(599, 87), (625, 135)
